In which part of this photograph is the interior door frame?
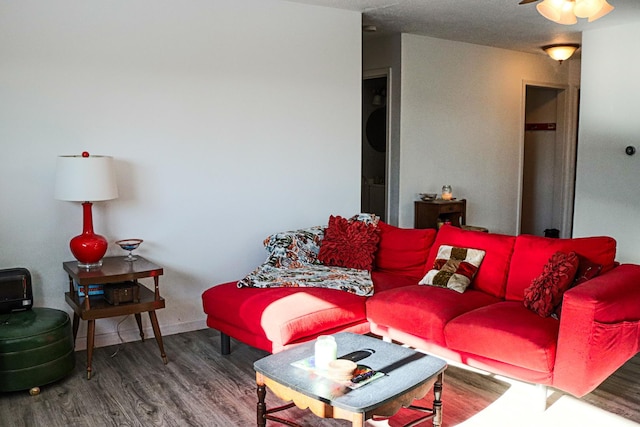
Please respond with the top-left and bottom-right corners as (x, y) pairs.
(517, 80), (580, 238)
(363, 67), (392, 223)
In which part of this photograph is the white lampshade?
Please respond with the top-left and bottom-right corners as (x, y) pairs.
(574, 0), (605, 18)
(556, 1), (578, 25)
(54, 154), (118, 202)
(536, 0), (564, 22)
(588, 0), (614, 22)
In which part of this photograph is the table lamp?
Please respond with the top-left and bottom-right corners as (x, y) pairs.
(54, 152), (118, 269)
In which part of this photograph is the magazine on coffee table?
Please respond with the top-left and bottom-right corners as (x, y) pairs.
(291, 356), (384, 389)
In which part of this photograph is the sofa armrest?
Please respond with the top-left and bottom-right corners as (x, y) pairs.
(553, 264), (640, 396)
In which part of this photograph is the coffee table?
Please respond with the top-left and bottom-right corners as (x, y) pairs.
(254, 332), (447, 427)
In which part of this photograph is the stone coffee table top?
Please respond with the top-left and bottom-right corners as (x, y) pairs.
(254, 332), (447, 425)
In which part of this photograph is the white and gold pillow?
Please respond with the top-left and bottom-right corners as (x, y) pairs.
(419, 245), (485, 293)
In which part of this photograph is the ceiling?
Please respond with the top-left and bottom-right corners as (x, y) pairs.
(286, 0), (640, 57)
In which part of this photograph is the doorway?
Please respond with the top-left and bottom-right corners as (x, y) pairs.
(361, 73), (388, 221)
(520, 84), (577, 237)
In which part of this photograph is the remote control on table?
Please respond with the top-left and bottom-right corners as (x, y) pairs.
(338, 349), (374, 363)
(351, 370), (377, 383)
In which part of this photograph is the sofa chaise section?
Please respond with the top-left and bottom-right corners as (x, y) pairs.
(201, 220), (435, 355)
(202, 281), (370, 354)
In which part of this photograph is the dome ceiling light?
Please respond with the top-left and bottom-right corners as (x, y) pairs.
(542, 44), (580, 63)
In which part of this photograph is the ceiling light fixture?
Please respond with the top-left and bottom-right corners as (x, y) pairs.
(535, 0), (614, 25)
(542, 44), (580, 63)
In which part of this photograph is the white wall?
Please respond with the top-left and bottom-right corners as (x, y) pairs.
(0, 0), (362, 347)
(398, 34), (576, 234)
(573, 22), (640, 263)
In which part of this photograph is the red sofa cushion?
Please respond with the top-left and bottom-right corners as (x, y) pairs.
(374, 222), (436, 280)
(202, 282), (367, 349)
(444, 301), (560, 373)
(505, 235), (616, 301)
(366, 285), (500, 346)
(371, 270), (420, 293)
(426, 225), (516, 299)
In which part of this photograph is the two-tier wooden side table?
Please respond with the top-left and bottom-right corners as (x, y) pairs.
(63, 256), (167, 379)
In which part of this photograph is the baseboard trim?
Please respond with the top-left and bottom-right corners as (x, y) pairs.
(72, 319), (208, 351)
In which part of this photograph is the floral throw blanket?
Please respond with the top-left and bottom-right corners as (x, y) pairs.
(237, 263), (374, 296)
(237, 218), (377, 297)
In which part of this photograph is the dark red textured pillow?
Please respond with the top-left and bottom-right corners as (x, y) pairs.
(553, 255), (603, 319)
(318, 215), (380, 270)
(573, 255), (603, 286)
(523, 251), (579, 317)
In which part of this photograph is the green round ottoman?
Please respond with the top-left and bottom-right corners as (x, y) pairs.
(0, 307), (75, 394)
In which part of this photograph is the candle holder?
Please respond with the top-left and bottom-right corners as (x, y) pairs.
(314, 335), (337, 370)
(442, 185), (453, 200)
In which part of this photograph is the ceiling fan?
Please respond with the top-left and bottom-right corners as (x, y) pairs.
(518, 0), (615, 24)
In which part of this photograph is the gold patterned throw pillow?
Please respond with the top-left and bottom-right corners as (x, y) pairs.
(419, 245), (486, 293)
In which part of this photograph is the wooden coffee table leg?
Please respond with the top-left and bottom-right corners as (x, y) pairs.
(351, 413), (365, 427)
(433, 372), (444, 427)
(257, 374), (267, 427)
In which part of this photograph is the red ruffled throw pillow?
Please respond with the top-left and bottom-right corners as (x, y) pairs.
(318, 215), (380, 270)
(553, 254), (603, 319)
(523, 251), (579, 317)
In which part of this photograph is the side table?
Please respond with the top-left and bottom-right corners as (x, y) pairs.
(414, 199), (466, 229)
(63, 256), (167, 379)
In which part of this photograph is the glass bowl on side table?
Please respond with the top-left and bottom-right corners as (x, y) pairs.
(115, 239), (143, 262)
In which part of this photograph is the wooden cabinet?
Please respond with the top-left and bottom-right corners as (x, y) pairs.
(414, 199), (466, 229)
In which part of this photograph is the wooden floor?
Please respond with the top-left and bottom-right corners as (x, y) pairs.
(1, 328), (638, 426)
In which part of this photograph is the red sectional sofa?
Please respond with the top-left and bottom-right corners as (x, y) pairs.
(201, 223), (640, 397)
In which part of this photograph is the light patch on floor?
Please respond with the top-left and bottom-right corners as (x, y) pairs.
(453, 376), (638, 427)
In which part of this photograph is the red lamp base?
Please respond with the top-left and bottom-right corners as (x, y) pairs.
(70, 202), (108, 269)
(70, 232), (108, 269)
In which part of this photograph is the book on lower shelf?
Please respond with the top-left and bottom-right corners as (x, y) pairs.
(76, 283), (104, 297)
